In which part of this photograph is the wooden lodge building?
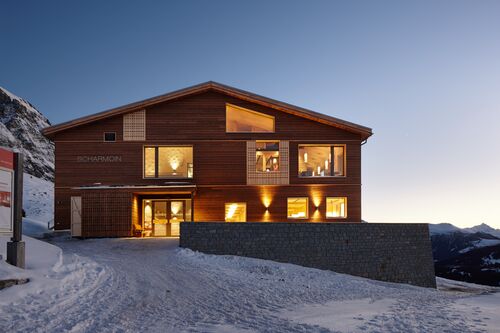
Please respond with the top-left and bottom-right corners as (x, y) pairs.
(43, 82), (373, 238)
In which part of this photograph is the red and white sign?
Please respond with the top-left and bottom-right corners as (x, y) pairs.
(0, 147), (14, 235)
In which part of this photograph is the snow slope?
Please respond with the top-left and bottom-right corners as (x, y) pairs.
(1, 237), (499, 333)
(22, 173), (54, 237)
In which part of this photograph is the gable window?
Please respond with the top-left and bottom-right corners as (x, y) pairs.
(256, 141), (279, 172)
(298, 145), (345, 177)
(225, 203), (247, 222)
(287, 197), (308, 219)
(326, 197), (347, 218)
(123, 110), (146, 141)
(104, 132), (116, 142)
(144, 146), (193, 178)
(226, 104), (275, 133)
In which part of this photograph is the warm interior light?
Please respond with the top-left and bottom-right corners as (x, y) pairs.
(226, 203), (238, 219)
(304, 152), (308, 163)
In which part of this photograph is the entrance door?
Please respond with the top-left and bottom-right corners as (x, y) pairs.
(71, 196), (82, 237)
(143, 199), (189, 237)
(153, 201), (168, 236)
(169, 201), (184, 236)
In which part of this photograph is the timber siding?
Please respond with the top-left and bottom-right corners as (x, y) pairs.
(46, 83), (371, 232)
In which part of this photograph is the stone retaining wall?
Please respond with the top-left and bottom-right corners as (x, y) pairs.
(180, 222), (436, 288)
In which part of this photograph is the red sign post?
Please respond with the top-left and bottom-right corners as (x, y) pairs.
(0, 147), (24, 268)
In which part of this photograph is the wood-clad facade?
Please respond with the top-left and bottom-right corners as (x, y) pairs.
(44, 82), (372, 237)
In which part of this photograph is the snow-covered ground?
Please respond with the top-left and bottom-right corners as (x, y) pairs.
(1, 236), (499, 333)
(1, 176), (499, 332)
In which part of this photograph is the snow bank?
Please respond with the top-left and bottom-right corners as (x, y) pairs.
(22, 173), (54, 237)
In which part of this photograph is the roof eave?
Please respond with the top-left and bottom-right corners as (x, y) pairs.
(43, 81), (373, 140)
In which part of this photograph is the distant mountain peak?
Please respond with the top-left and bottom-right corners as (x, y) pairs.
(0, 86), (54, 181)
(465, 223), (500, 238)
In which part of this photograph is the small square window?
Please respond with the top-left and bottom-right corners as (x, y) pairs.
(104, 132), (116, 142)
(287, 197), (308, 219)
(225, 203), (246, 222)
(326, 197), (347, 218)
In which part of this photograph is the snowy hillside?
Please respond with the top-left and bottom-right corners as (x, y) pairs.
(0, 87), (54, 181)
(23, 173), (53, 237)
(430, 223), (500, 286)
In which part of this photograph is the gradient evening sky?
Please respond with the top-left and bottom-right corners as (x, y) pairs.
(1, 1), (500, 228)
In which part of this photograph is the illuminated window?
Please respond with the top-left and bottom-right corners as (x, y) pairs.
(298, 145), (345, 177)
(287, 197), (308, 219)
(225, 203), (246, 222)
(226, 104), (275, 132)
(144, 146), (193, 178)
(326, 197), (347, 218)
(144, 147), (156, 177)
(256, 141), (279, 172)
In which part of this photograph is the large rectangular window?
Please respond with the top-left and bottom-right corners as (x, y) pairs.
(287, 197), (308, 219)
(256, 141), (279, 172)
(226, 104), (275, 133)
(326, 197), (347, 218)
(298, 145), (345, 177)
(225, 203), (246, 222)
(144, 146), (193, 178)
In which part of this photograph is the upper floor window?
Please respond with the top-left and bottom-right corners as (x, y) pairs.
(144, 146), (193, 178)
(226, 104), (275, 133)
(298, 145), (345, 177)
(104, 132), (116, 142)
(256, 141), (279, 172)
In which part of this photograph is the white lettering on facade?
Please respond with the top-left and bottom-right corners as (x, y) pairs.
(77, 155), (123, 163)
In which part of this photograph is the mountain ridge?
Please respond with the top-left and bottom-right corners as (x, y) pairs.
(0, 86), (54, 181)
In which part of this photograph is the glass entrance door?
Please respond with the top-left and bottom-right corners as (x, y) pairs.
(143, 199), (191, 237)
(169, 201), (184, 236)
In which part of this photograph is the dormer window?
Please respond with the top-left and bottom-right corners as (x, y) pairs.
(104, 132), (116, 142)
(226, 104), (275, 133)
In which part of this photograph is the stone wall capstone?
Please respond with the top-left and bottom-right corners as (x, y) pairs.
(180, 222), (436, 288)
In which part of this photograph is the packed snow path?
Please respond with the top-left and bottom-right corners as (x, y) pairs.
(1, 237), (498, 333)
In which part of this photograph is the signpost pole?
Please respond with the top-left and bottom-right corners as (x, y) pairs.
(7, 153), (24, 268)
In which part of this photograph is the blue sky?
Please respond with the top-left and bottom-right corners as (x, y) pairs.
(2, 1), (499, 228)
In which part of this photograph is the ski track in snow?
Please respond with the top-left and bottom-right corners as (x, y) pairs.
(1, 237), (497, 333)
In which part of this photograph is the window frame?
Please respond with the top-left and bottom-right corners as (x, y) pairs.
(142, 145), (194, 179)
(225, 103), (275, 133)
(287, 197), (309, 219)
(103, 132), (116, 142)
(297, 144), (347, 178)
(224, 202), (247, 222)
(326, 197), (348, 219)
(255, 140), (280, 173)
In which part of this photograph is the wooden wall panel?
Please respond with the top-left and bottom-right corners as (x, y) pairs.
(53, 91), (362, 142)
(52, 90), (365, 232)
(194, 185), (361, 223)
(82, 191), (132, 237)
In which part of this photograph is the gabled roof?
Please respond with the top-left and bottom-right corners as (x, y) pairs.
(42, 81), (373, 140)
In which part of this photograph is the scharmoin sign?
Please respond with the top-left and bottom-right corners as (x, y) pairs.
(77, 155), (122, 163)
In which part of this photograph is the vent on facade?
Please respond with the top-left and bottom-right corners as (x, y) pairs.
(123, 110), (146, 141)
